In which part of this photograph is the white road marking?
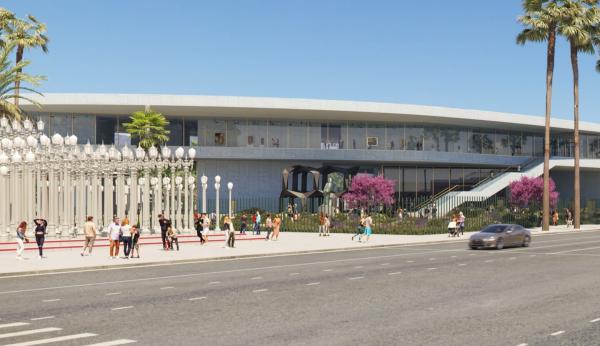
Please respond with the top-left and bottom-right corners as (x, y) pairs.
(427, 268), (438, 271)
(354, 266), (363, 269)
(289, 272), (300, 276)
(388, 272), (402, 275)
(549, 245), (600, 255)
(380, 263), (390, 266)
(160, 286), (175, 290)
(42, 299), (60, 302)
(2, 333), (97, 346)
(306, 282), (320, 286)
(253, 289), (269, 293)
(105, 292), (121, 296)
(550, 330), (565, 336)
(348, 276), (364, 280)
(208, 281), (221, 285)
(188, 297), (207, 301)
(406, 260), (415, 263)
(111, 306), (133, 311)
(530, 254), (537, 257)
(451, 256), (457, 258)
(251, 276), (263, 280)
(0, 248), (471, 295)
(458, 263), (467, 266)
(484, 260), (493, 263)
(30, 316), (54, 321)
(84, 340), (137, 346)
(429, 258), (435, 260)
(0, 327), (61, 339)
(591, 318), (600, 323)
(0, 322), (29, 329)
(509, 257), (517, 260)
(323, 269), (333, 272)
(515, 343), (528, 346)
(469, 253), (477, 256)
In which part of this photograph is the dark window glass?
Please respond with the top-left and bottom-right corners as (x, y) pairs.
(463, 168), (480, 188)
(96, 116), (118, 145)
(424, 127), (441, 152)
(73, 115), (95, 145)
(386, 124), (403, 150)
(405, 126), (424, 151)
(433, 168), (449, 194)
(402, 168), (417, 198)
(166, 118), (183, 146)
(450, 168), (463, 190)
(184, 119), (198, 146)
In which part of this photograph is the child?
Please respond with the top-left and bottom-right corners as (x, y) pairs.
(167, 226), (179, 251)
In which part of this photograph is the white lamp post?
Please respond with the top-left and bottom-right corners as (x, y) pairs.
(227, 182), (233, 217)
(201, 174), (208, 213)
(214, 175), (221, 231)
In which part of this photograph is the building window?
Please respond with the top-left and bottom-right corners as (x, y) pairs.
(348, 122), (366, 150)
(268, 120), (287, 148)
(73, 115), (95, 145)
(166, 117), (184, 146)
(288, 121), (307, 148)
(96, 116), (118, 145)
(184, 119), (198, 146)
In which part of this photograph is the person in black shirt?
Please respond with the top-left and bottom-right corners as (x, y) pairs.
(33, 218), (48, 258)
(158, 214), (171, 250)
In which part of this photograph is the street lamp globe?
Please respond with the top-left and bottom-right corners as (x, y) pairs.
(148, 146), (158, 159)
(214, 182), (220, 190)
(51, 133), (63, 146)
(25, 151), (35, 162)
(227, 182), (233, 190)
(0, 166), (7, 175)
(188, 148), (196, 159)
(175, 176), (183, 185)
(70, 135), (78, 146)
(26, 135), (37, 148)
(13, 137), (25, 148)
(161, 146), (171, 158)
(138, 177), (146, 186)
(135, 146), (146, 160)
(201, 175), (208, 185)
(23, 119), (32, 130)
(0, 151), (8, 164)
(40, 135), (50, 147)
(175, 147), (184, 159)
(215, 175), (221, 183)
(187, 176), (195, 185)
(11, 151), (22, 163)
(0, 117), (7, 128)
(150, 177), (159, 186)
(36, 119), (44, 131)
(162, 177), (171, 186)
(1, 138), (12, 150)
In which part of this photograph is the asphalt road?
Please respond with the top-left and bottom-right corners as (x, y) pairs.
(2, 231), (600, 346)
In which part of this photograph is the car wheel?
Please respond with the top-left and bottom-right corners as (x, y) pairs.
(496, 238), (504, 250)
(470, 246), (477, 250)
(522, 236), (530, 247)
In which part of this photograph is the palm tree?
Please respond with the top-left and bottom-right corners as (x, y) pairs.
(123, 107), (170, 150)
(517, 0), (564, 231)
(5, 14), (48, 107)
(558, 0), (600, 230)
(0, 8), (14, 47)
(0, 42), (44, 120)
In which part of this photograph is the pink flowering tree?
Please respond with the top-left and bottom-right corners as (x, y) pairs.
(342, 174), (395, 210)
(509, 176), (559, 209)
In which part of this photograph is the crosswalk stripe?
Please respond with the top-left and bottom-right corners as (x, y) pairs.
(84, 339), (137, 346)
(0, 327), (61, 339)
(0, 322), (29, 329)
(1, 333), (97, 346)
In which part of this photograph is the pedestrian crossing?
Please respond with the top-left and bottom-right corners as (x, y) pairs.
(0, 321), (136, 346)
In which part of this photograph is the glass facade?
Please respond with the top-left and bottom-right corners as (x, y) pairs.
(26, 112), (600, 159)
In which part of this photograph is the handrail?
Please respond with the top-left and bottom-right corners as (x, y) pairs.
(471, 157), (540, 190)
(414, 184), (460, 211)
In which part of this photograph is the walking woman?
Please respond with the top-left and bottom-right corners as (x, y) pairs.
(319, 213), (325, 237)
(271, 214), (282, 241)
(15, 221), (29, 260)
(323, 214), (331, 237)
(33, 218), (48, 259)
(108, 217), (121, 259)
(120, 218), (132, 258)
(224, 216), (235, 248)
(130, 225), (140, 258)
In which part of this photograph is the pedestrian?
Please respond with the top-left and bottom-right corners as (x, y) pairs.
(352, 215), (364, 241)
(158, 214), (171, 250)
(121, 218), (132, 259)
(265, 214), (273, 241)
(552, 209), (559, 226)
(240, 214), (248, 235)
(81, 216), (97, 256)
(360, 213), (373, 243)
(272, 214), (282, 241)
(458, 212), (465, 236)
(167, 226), (179, 251)
(194, 214), (205, 244)
(566, 209), (574, 228)
(318, 213), (325, 237)
(223, 216), (235, 248)
(323, 214), (331, 237)
(108, 217), (121, 259)
(15, 221), (29, 260)
(254, 211), (261, 235)
(130, 225), (141, 258)
(201, 213), (210, 243)
(33, 217), (48, 259)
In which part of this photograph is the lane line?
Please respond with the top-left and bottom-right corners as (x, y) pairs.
(348, 276), (364, 280)
(30, 316), (54, 321)
(306, 282), (320, 286)
(159, 286), (174, 290)
(42, 299), (60, 302)
(388, 272), (402, 275)
(406, 260), (415, 263)
(458, 263), (467, 266)
(188, 297), (206, 301)
(253, 289), (268, 293)
(484, 260), (493, 263)
(0, 322), (29, 329)
(590, 318), (600, 323)
(427, 268), (438, 271)
(354, 266), (363, 269)
(549, 245), (600, 255)
(515, 343), (528, 346)
(208, 281), (221, 285)
(323, 269), (333, 272)
(380, 263), (390, 266)
(509, 257), (517, 260)
(84, 340), (137, 346)
(550, 330), (565, 336)
(1, 333), (97, 346)
(111, 306), (133, 311)
(0, 328), (61, 339)
(251, 277), (263, 280)
(451, 256), (457, 258)
(288, 273), (300, 276)
(429, 258), (436, 260)
(105, 292), (121, 296)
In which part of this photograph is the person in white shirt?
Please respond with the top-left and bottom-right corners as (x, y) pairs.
(120, 218), (132, 258)
(361, 214), (373, 243)
(108, 217), (121, 259)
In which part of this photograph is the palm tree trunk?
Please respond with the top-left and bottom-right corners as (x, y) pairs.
(14, 44), (24, 107)
(570, 41), (580, 230)
(542, 26), (556, 231)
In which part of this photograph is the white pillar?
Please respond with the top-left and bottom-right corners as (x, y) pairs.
(154, 166), (163, 233)
(142, 166), (151, 232)
(130, 168), (139, 226)
(215, 181), (221, 231)
(0, 170), (7, 237)
(47, 165), (57, 236)
(183, 167), (189, 231)
(104, 172), (112, 226)
(116, 167), (125, 220)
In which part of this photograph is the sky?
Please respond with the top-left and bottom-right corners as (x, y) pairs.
(3, 0), (600, 122)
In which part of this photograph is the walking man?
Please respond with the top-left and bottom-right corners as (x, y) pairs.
(265, 214), (273, 240)
(33, 217), (48, 259)
(159, 214), (171, 250)
(254, 211), (261, 235)
(81, 216), (97, 256)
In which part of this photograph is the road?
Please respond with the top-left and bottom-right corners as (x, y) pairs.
(2, 230), (600, 345)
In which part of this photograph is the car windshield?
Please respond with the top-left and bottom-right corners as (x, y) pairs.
(480, 225), (507, 233)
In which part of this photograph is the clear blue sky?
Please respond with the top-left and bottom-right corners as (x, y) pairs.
(4, 0), (600, 122)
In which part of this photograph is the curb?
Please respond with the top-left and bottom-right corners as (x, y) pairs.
(1, 228), (598, 278)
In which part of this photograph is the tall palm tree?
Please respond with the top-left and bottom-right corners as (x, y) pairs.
(123, 107), (171, 150)
(0, 42), (44, 120)
(517, 0), (564, 231)
(0, 8), (14, 47)
(5, 14), (48, 107)
(558, 0), (600, 230)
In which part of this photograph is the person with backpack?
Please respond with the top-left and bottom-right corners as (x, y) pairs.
(158, 214), (172, 250)
(33, 217), (48, 259)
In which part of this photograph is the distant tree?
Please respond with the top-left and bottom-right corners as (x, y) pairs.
(509, 176), (559, 209)
(123, 107), (170, 149)
(342, 174), (395, 210)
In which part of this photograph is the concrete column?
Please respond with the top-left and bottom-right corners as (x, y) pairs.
(130, 169), (139, 226)
(154, 167), (162, 233)
(142, 166), (151, 232)
(77, 170), (86, 234)
(104, 172), (112, 226)
(47, 165), (57, 236)
(0, 171), (7, 237)
(183, 167), (189, 231)
(116, 167), (125, 220)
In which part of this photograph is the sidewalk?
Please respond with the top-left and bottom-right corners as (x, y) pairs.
(1, 226), (597, 276)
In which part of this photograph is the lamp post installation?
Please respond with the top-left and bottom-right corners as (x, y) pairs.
(201, 174), (208, 214)
(214, 175), (221, 231)
(227, 182), (233, 217)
